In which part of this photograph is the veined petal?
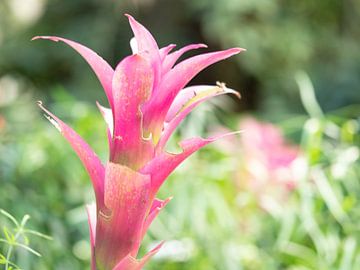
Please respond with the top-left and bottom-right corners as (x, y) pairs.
(143, 47), (244, 140)
(157, 85), (240, 153)
(141, 132), (241, 196)
(113, 242), (163, 270)
(32, 36), (114, 110)
(161, 43), (207, 75)
(96, 163), (151, 270)
(125, 14), (161, 88)
(86, 203), (97, 270)
(111, 54), (154, 169)
(37, 102), (104, 207)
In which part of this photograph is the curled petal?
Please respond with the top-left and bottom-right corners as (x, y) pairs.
(113, 242), (164, 270)
(95, 163), (151, 269)
(32, 36), (114, 110)
(37, 102), (104, 207)
(141, 132), (242, 196)
(111, 54), (154, 169)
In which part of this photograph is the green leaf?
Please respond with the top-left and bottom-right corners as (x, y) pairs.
(19, 215), (30, 228)
(0, 253), (7, 264)
(22, 229), (52, 240)
(3, 226), (15, 244)
(0, 210), (19, 227)
(296, 70), (324, 119)
(12, 242), (41, 257)
(312, 168), (347, 223)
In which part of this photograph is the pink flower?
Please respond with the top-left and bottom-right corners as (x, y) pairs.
(33, 15), (244, 270)
(238, 118), (300, 214)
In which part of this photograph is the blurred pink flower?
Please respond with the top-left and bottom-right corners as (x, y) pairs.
(240, 118), (299, 188)
(0, 115), (5, 132)
(238, 118), (300, 214)
(34, 15), (244, 270)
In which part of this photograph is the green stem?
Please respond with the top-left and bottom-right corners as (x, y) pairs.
(5, 228), (22, 270)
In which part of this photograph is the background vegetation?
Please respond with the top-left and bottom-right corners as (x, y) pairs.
(0, 0), (359, 269)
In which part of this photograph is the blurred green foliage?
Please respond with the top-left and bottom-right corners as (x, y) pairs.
(0, 0), (360, 269)
(0, 209), (52, 270)
(0, 0), (359, 112)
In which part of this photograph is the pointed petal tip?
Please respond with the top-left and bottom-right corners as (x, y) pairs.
(144, 240), (165, 259)
(125, 13), (136, 23)
(95, 100), (108, 112)
(234, 90), (241, 99)
(196, 43), (208, 49)
(209, 130), (243, 140)
(215, 81), (241, 98)
(227, 88), (241, 99)
(229, 47), (246, 54)
(178, 130), (243, 150)
(37, 101), (62, 132)
(31, 36), (60, 42)
(152, 240), (165, 251)
(157, 196), (172, 209)
(223, 88), (241, 99)
(162, 43), (177, 52)
(31, 36), (44, 41)
(124, 13), (132, 18)
(166, 196), (173, 202)
(113, 245), (164, 270)
(159, 44), (177, 59)
(157, 197), (172, 210)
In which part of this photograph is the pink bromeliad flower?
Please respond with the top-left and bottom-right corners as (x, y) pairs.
(33, 15), (244, 270)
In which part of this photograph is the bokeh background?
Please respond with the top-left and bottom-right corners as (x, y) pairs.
(0, 0), (359, 269)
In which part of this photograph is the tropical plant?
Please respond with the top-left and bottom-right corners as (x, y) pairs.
(33, 15), (244, 269)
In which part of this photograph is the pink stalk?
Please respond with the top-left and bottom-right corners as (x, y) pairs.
(34, 15), (244, 270)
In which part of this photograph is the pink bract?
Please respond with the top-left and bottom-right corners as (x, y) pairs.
(34, 15), (244, 270)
